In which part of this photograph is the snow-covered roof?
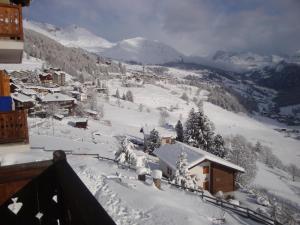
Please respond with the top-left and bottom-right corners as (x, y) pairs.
(42, 93), (75, 102)
(71, 118), (88, 123)
(11, 93), (35, 103)
(153, 142), (244, 173)
(54, 114), (64, 119)
(84, 109), (98, 115)
(21, 88), (37, 96)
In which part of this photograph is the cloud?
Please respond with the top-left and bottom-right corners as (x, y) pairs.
(26, 0), (300, 56)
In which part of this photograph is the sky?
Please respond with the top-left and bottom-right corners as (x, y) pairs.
(25, 0), (300, 56)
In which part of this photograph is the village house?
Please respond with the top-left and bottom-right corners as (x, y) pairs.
(39, 73), (53, 85)
(26, 85), (61, 95)
(84, 109), (99, 120)
(153, 142), (244, 194)
(41, 93), (76, 116)
(70, 118), (88, 129)
(71, 90), (87, 102)
(52, 71), (66, 86)
(11, 92), (35, 112)
(161, 136), (175, 145)
(21, 88), (38, 99)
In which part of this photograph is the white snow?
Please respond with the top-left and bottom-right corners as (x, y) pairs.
(24, 20), (114, 52)
(151, 170), (162, 179)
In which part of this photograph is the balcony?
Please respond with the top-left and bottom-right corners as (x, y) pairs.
(0, 3), (24, 64)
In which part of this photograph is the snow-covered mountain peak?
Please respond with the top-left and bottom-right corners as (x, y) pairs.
(102, 37), (184, 64)
(24, 20), (114, 51)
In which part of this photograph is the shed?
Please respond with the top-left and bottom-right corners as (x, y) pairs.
(70, 118), (88, 129)
(153, 142), (244, 194)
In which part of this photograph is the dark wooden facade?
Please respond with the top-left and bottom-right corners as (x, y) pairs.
(0, 3), (23, 40)
(0, 152), (116, 225)
(210, 162), (236, 194)
(0, 70), (10, 96)
(0, 110), (29, 144)
(0, 160), (52, 205)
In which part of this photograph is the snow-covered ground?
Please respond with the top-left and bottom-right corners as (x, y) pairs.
(0, 54), (43, 71)
(1, 67), (300, 224)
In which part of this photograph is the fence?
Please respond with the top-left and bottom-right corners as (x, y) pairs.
(51, 151), (281, 225)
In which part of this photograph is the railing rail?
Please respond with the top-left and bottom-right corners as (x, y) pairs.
(0, 3), (23, 40)
(44, 151), (281, 225)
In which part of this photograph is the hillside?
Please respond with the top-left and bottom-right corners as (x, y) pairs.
(24, 29), (121, 79)
(24, 20), (114, 52)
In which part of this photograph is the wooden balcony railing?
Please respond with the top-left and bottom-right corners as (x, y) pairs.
(0, 3), (23, 40)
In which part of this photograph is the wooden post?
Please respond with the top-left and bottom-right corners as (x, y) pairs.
(53, 150), (66, 162)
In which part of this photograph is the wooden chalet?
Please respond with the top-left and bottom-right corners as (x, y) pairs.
(0, 151), (116, 225)
(11, 92), (35, 112)
(153, 142), (245, 194)
(39, 73), (53, 85)
(0, 70), (29, 146)
(70, 118), (88, 129)
(41, 93), (75, 116)
(161, 136), (175, 145)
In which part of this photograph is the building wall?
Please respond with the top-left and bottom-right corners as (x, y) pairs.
(210, 163), (235, 194)
(189, 161), (210, 189)
(0, 71), (10, 96)
(158, 159), (175, 178)
(0, 110), (29, 144)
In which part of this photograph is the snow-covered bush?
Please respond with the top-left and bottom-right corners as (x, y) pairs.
(115, 138), (138, 166)
(173, 152), (198, 190)
(256, 196), (271, 207)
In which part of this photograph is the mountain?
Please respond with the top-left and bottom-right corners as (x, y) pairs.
(247, 61), (300, 107)
(23, 20), (114, 53)
(24, 20), (184, 65)
(101, 37), (184, 65)
(211, 50), (286, 70)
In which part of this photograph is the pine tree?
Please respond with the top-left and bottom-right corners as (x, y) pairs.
(175, 120), (184, 142)
(126, 90), (134, 102)
(254, 141), (262, 153)
(145, 129), (161, 152)
(183, 108), (215, 151)
(115, 89), (120, 98)
(122, 93), (126, 100)
(115, 137), (137, 166)
(212, 134), (226, 158)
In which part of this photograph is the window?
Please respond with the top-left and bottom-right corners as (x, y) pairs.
(203, 166), (209, 174)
